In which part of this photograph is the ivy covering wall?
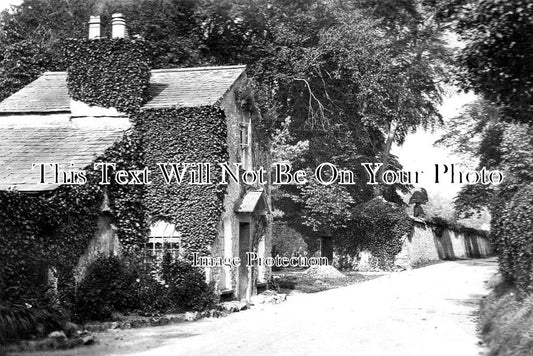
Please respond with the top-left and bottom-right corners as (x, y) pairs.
(63, 38), (151, 114)
(336, 198), (414, 270)
(491, 183), (533, 296)
(96, 130), (149, 254)
(134, 106), (228, 255)
(0, 180), (103, 302)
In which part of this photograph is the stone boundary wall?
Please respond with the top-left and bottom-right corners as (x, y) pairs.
(394, 217), (493, 269)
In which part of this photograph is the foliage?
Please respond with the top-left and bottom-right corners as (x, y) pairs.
(0, 184), (102, 305)
(131, 274), (171, 316)
(133, 106), (228, 256)
(115, 0), (446, 237)
(63, 38), (151, 114)
(438, 0), (533, 297)
(0, 296), (68, 345)
(0, 160), (144, 338)
(491, 184), (533, 296)
(479, 280), (533, 356)
(427, 216), (489, 238)
(454, 0), (533, 124)
(160, 255), (217, 311)
(297, 173), (356, 233)
(272, 222), (307, 258)
(440, 105), (533, 293)
(73, 254), (217, 322)
(498, 124), (533, 185)
(275, 271), (377, 293)
(264, 0), (444, 238)
(73, 255), (136, 322)
(0, 0), (98, 101)
(435, 99), (501, 162)
(336, 198), (413, 270)
(436, 100), (504, 218)
(97, 130), (149, 254)
(106, 0), (205, 68)
(270, 117), (309, 164)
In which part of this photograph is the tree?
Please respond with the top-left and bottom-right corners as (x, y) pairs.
(454, 0), (533, 124)
(0, 0), (99, 100)
(437, 0), (533, 294)
(268, 1), (448, 241)
(435, 99), (503, 217)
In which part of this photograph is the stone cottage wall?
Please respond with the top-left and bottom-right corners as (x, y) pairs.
(211, 75), (271, 299)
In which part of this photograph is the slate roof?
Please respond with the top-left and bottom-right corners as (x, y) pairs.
(0, 65), (246, 114)
(0, 127), (124, 191)
(0, 64), (246, 192)
(143, 66), (246, 109)
(0, 72), (70, 114)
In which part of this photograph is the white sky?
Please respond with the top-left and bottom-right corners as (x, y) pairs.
(392, 90), (477, 198)
(392, 31), (476, 200)
(0, 0), (21, 11)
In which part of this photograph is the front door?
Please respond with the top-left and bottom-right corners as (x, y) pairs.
(238, 222), (251, 299)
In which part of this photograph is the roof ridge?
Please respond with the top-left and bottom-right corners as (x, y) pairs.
(2, 64), (247, 114)
(42, 65), (246, 76)
(150, 65), (246, 73)
(42, 71), (67, 75)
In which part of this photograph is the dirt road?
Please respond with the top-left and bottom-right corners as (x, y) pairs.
(25, 258), (498, 356)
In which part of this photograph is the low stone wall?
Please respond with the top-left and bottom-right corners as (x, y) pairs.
(394, 217), (493, 269)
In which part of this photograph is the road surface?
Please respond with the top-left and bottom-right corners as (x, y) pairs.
(26, 258), (498, 356)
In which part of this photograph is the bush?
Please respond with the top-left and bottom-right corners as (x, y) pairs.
(73, 254), (218, 321)
(132, 271), (171, 316)
(272, 222), (308, 258)
(73, 255), (137, 322)
(0, 294), (67, 345)
(160, 254), (218, 312)
(491, 184), (533, 295)
(336, 197), (413, 270)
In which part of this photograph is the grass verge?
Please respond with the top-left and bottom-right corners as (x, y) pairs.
(275, 272), (379, 294)
(478, 279), (533, 356)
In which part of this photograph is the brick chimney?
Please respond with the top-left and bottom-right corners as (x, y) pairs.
(88, 15), (101, 39)
(111, 13), (127, 39)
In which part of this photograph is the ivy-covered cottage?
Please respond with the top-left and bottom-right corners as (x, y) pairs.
(0, 14), (271, 304)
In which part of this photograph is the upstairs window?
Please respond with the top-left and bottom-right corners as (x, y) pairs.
(240, 119), (252, 170)
(240, 122), (250, 148)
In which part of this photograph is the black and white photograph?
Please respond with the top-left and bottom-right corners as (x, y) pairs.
(0, 0), (531, 355)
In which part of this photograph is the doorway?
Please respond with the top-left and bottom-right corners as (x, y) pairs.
(238, 222), (251, 299)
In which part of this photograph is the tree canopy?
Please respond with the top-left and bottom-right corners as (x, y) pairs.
(455, 0), (533, 124)
(436, 0), (533, 294)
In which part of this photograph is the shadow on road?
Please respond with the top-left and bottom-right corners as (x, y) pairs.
(455, 258), (498, 267)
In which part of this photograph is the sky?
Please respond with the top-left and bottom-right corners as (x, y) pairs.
(392, 31), (476, 200)
(392, 90), (477, 198)
(0, 0), (21, 11)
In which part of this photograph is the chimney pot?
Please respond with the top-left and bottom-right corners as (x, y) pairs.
(111, 13), (127, 39)
(88, 15), (101, 39)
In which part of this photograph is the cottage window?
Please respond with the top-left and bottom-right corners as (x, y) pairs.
(240, 122), (250, 148)
(240, 120), (252, 170)
(145, 221), (182, 259)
